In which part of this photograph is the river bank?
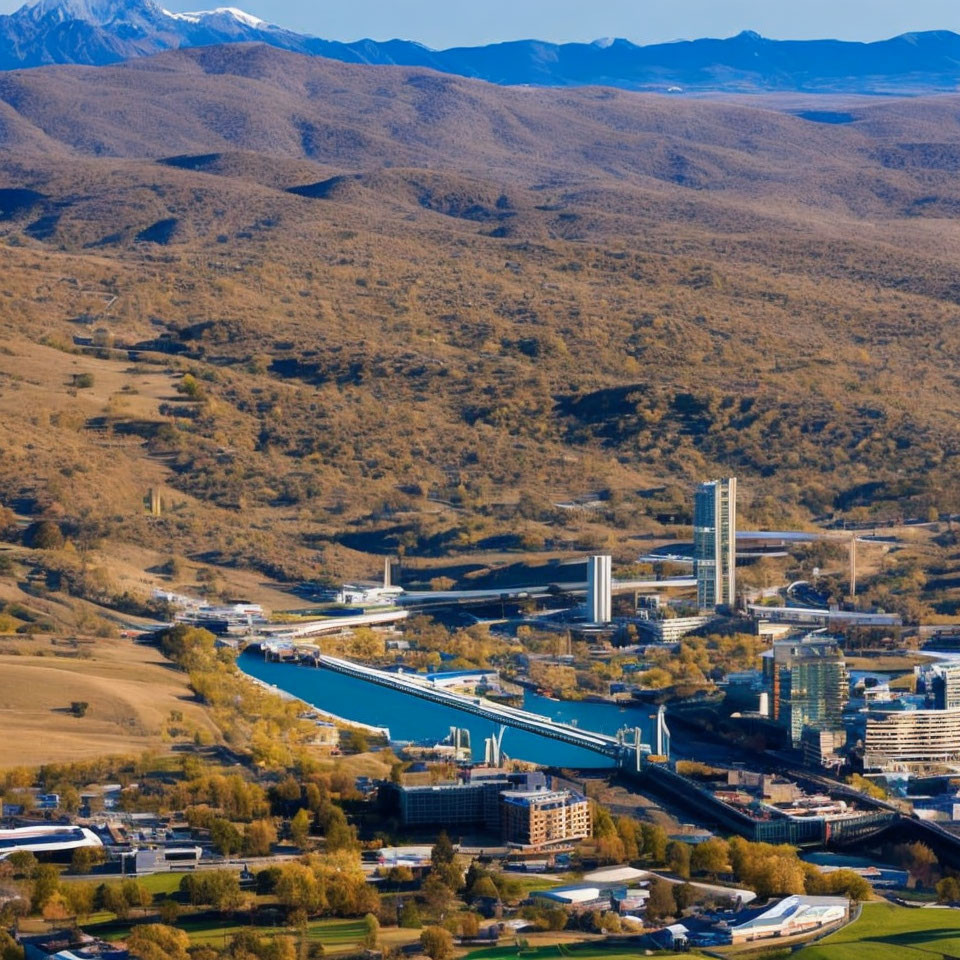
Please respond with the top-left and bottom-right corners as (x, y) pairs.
(243, 670), (391, 737)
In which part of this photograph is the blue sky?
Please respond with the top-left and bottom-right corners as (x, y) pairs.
(5, 0), (960, 45)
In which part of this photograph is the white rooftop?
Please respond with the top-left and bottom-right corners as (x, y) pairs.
(584, 865), (649, 884)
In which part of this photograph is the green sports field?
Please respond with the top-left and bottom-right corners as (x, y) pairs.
(464, 944), (642, 960)
(795, 901), (960, 960)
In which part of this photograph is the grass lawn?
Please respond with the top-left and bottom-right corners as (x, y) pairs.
(463, 942), (639, 960)
(795, 901), (960, 960)
(137, 872), (192, 896)
(186, 918), (422, 953)
(501, 875), (563, 897)
(87, 915), (421, 955)
(184, 918), (370, 949)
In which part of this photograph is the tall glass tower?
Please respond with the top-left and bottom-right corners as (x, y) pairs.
(694, 477), (737, 611)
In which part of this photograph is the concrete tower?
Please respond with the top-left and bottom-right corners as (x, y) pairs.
(654, 704), (671, 758)
(586, 555), (612, 624)
(694, 477), (737, 611)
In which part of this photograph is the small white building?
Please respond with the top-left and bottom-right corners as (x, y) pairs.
(660, 924), (689, 948)
(0, 826), (102, 860)
(727, 895), (849, 944)
(338, 585), (405, 606)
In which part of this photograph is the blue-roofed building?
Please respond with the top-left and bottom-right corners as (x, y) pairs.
(19, 931), (127, 960)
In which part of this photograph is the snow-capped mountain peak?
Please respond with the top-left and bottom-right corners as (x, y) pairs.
(17, 0), (163, 25)
(163, 7), (269, 30)
(1, 0), (294, 68)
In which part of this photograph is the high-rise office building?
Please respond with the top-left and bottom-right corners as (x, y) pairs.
(586, 554), (612, 624)
(763, 637), (849, 748)
(932, 663), (960, 710)
(694, 477), (737, 611)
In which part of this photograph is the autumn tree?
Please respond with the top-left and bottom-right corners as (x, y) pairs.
(666, 840), (691, 880)
(690, 837), (730, 877)
(645, 878), (676, 921)
(244, 819), (278, 857)
(937, 876), (960, 903)
(127, 924), (191, 960)
(290, 808), (312, 849)
(420, 927), (454, 960)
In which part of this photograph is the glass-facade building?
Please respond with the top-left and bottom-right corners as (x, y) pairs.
(694, 477), (737, 611)
(764, 637), (849, 747)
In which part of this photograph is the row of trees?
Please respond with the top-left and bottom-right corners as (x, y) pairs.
(592, 812), (872, 902)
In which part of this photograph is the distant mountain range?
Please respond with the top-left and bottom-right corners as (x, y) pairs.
(4, 0), (960, 93)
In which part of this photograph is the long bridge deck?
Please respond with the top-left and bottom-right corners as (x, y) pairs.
(316, 654), (643, 762)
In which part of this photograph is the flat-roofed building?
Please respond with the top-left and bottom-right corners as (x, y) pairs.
(763, 636), (848, 747)
(586, 555), (612, 624)
(694, 477), (737, 612)
(801, 727), (847, 769)
(530, 884), (613, 911)
(19, 931), (127, 960)
(636, 615), (716, 643)
(500, 788), (590, 852)
(932, 663), (960, 711)
(864, 706), (960, 770)
(378, 772), (545, 830)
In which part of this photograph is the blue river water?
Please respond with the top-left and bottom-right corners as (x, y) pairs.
(239, 651), (658, 768)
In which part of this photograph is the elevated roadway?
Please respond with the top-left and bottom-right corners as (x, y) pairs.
(259, 609), (409, 641)
(395, 576), (695, 607)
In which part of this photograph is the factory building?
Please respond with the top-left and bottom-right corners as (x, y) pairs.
(694, 477), (737, 612)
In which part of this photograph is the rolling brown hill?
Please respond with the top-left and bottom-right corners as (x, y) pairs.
(0, 44), (957, 610)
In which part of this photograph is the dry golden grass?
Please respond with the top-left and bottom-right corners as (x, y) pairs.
(0, 46), (956, 623)
(0, 635), (218, 767)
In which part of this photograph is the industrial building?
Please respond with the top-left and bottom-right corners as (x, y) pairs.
(694, 477), (737, 612)
(530, 884), (617, 911)
(500, 788), (590, 852)
(763, 636), (848, 747)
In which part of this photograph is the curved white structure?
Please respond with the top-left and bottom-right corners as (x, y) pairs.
(0, 825), (102, 859)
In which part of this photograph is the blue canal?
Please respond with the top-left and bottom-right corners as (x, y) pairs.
(239, 651), (658, 768)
